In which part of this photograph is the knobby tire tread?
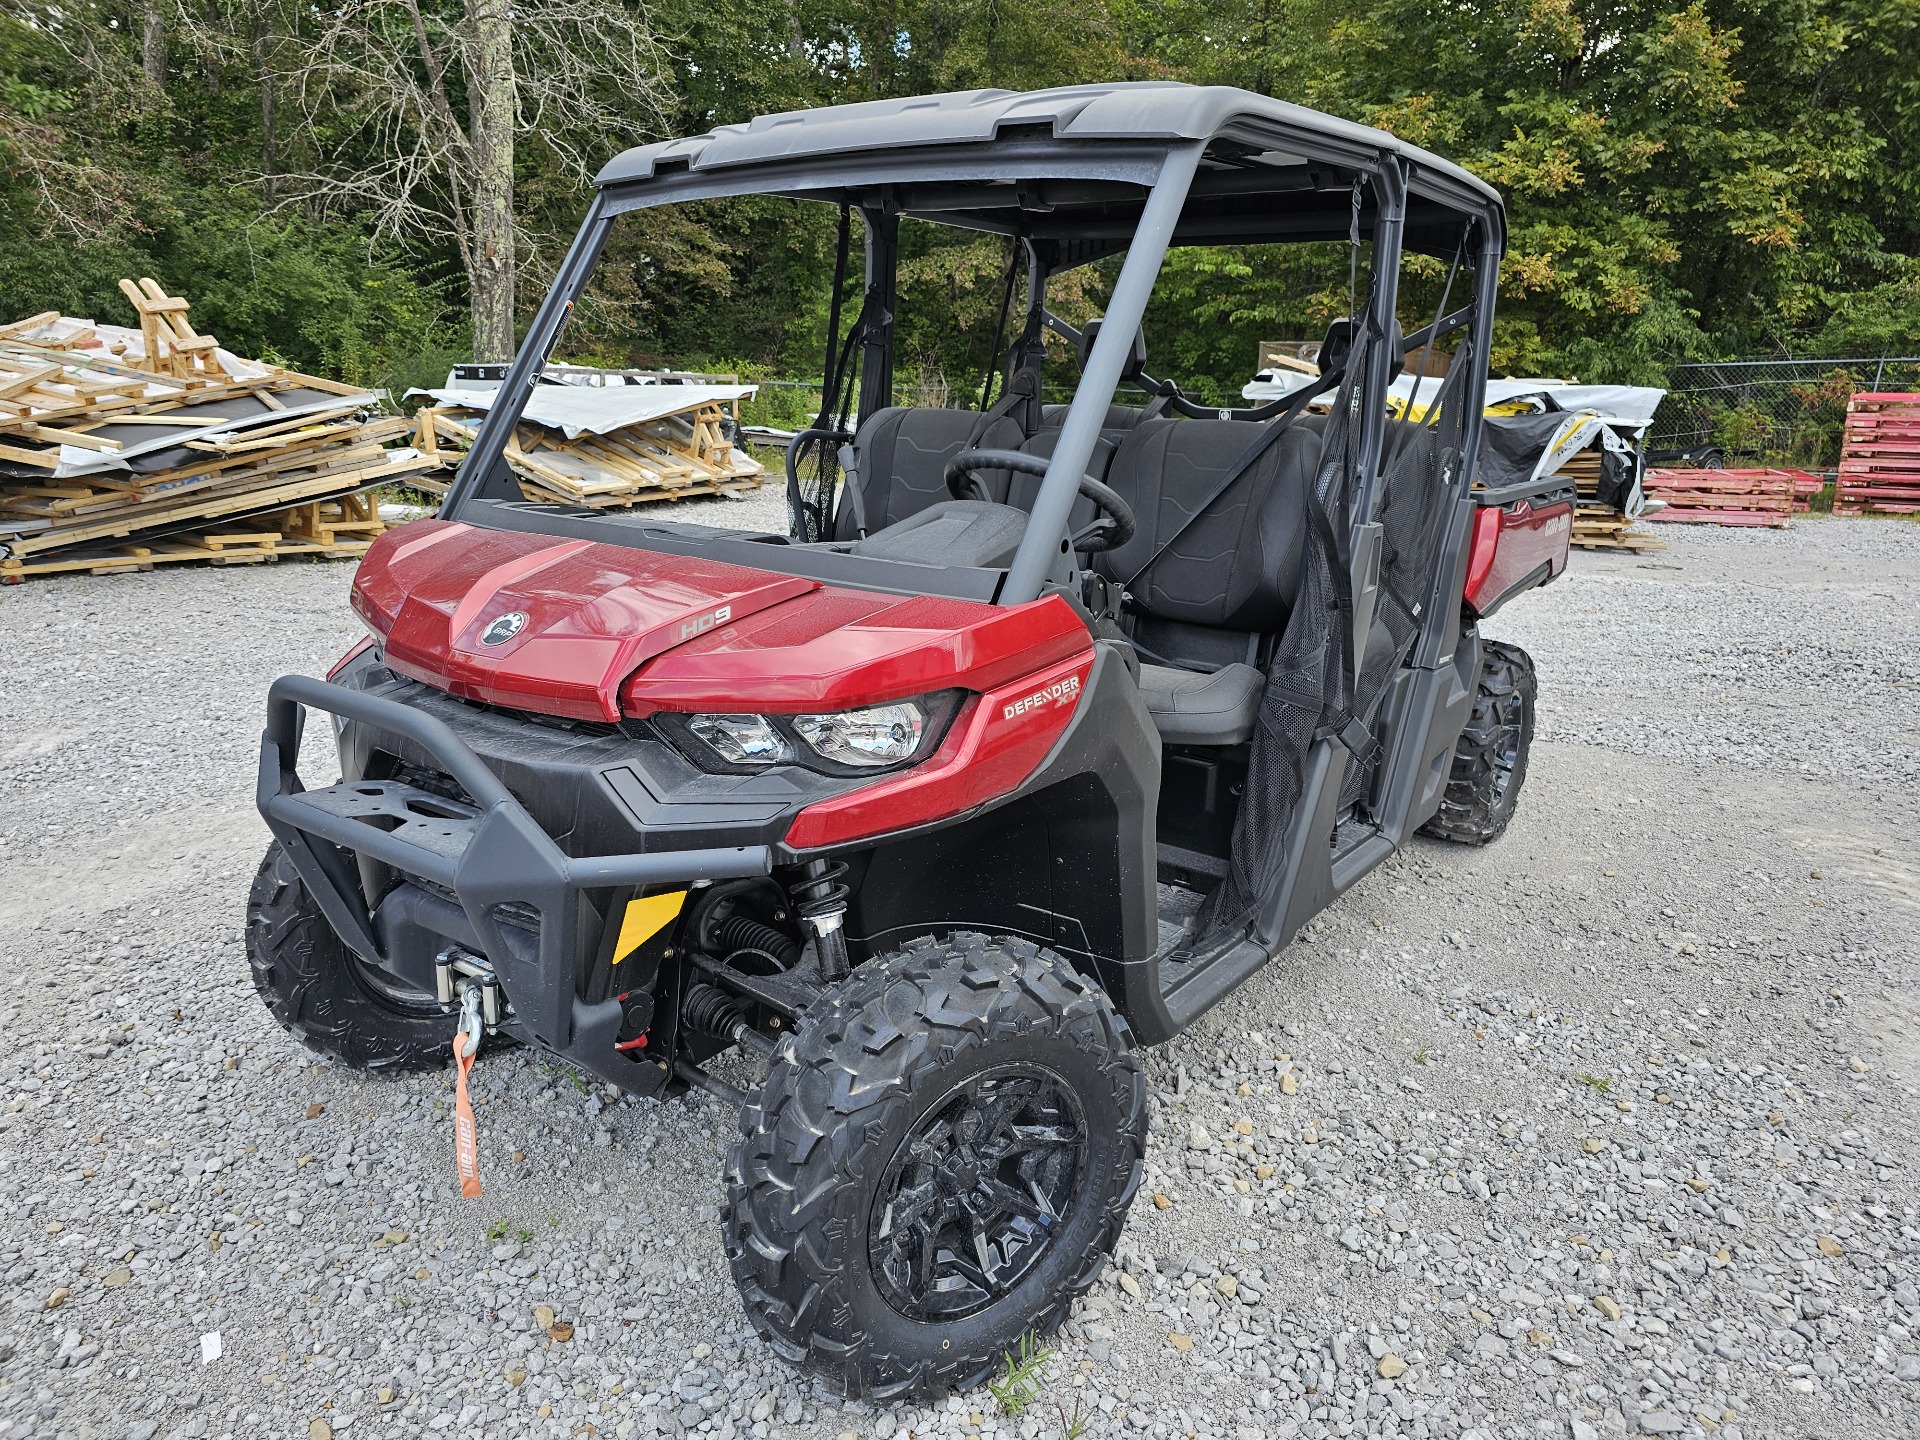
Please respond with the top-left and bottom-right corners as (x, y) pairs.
(724, 932), (1147, 1401)
(1420, 638), (1536, 845)
(245, 841), (456, 1075)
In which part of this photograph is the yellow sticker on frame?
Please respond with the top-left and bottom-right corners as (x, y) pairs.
(612, 890), (687, 963)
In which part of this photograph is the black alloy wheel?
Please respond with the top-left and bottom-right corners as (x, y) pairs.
(867, 1063), (1088, 1322)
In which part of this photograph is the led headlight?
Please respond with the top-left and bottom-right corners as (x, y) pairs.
(686, 713), (792, 765)
(792, 702), (925, 768)
(660, 693), (956, 776)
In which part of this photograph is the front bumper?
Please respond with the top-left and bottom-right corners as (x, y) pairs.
(257, 673), (773, 1080)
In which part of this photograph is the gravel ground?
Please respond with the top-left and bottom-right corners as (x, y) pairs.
(1, 511), (1917, 1440)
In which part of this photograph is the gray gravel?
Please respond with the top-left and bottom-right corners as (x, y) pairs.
(2, 512), (1917, 1440)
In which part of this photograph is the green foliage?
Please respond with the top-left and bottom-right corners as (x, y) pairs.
(986, 1332), (1055, 1417)
(1, 1), (1914, 389)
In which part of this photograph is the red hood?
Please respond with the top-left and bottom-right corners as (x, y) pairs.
(353, 521), (816, 721)
(351, 520), (1091, 722)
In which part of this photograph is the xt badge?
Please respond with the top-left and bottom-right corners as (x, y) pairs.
(480, 610), (529, 646)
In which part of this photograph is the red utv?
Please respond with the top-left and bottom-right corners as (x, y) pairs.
(248, 83), (1570, 1398)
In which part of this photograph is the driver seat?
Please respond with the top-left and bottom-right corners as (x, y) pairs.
(831, 407), (1023, 541)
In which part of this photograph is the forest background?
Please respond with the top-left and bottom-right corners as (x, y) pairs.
(1, 1), (1915, 413)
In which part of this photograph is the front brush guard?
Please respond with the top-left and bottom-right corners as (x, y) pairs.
(257, 674), (772, 1075)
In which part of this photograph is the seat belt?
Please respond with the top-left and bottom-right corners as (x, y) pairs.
(1117, 365), (1346, 595)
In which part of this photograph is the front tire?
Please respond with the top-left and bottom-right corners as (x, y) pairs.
(725, 933), (1146, 1400)
(1420, 638), (1536, 844)
(245, 841), (458, 1073)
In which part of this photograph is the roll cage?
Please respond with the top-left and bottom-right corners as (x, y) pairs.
(438, 84), (1506, 613)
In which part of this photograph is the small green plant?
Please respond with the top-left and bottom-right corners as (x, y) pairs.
(987, 1331), (1054, 1417)
(486, 1218), (509, 1241)
(392, 1294), (412, 1308)
(1055, 1396), (1089, 1439)
(569, 1071), (590, 1094)
(1413, 1044), (1430, 1065)
(1576, 1074), (1613, 1095)
(517, 1228), (533, 1246)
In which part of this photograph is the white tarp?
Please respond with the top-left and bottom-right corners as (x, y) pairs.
(418, 383), (757, 440)
(1241, 369), (1667, 432)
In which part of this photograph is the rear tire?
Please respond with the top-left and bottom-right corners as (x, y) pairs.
(1420, 639), (1536, 845)
(245, 841), (457, 1073)
(725, 933), (1146, 1400)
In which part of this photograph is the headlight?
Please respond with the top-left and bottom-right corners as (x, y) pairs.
(793, 703), (924, 768)
(657, 694), (957, 776)
(687, 714), (792, 765)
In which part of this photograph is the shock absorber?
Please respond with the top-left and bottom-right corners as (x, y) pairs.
(680, 983), (777, 1059)
(790, 858), (851, 982)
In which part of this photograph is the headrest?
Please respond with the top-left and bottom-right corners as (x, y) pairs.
(1077, 318), (1147, 382)
(1318, 317), (1405, 384)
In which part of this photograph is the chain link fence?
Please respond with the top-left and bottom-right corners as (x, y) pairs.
(1649, 358), (1920, 469)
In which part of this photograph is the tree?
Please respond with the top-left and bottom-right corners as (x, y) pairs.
(260, 0), (672, 359)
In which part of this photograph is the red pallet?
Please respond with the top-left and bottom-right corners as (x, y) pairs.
(1644, 508), (1789, 527)
(1840, 394), (1920, 514)
(1643, 467), (1811, 525)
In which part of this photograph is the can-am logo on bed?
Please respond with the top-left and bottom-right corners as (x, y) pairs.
(1003, 674), (1082, 721)
(480, 611), (529, 646)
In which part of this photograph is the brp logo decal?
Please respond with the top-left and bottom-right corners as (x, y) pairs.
(480, 610), (528, 646)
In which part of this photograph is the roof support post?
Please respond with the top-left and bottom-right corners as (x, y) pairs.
(1347, 158), (1408, 527)
(856, 205), (898, 428)
(443, 195), (613, 517)
(1000, 141), (1205, 607)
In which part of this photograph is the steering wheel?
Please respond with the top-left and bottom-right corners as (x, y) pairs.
(941, 447), (1137, 554)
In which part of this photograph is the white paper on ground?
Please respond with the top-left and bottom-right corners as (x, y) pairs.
(199, 1330), (221, 1364)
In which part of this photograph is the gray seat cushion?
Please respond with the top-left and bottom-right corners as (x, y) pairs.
(1138, 662), (1263, 746)
(833, 407), (1023, 540)
(846, 500), (1028, 568)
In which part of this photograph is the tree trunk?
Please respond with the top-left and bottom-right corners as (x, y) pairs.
(785, 0), (804, 61)
(466, 0), (518, 363)
(255, 22), (277, 200)
(142, 2), (166, 90)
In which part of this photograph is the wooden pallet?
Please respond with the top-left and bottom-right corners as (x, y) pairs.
(1642, 468), (1802, 528)
(1571, 509), (1667, 552)
(0, 502), (386, 581)
(415, 404), (766, 510)
(1836, 394), (1920, 514)
(0, 287), (420, 578)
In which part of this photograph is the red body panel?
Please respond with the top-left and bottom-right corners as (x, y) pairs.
(620, 591), (1090, 714)
(351, 522), (1094, 764)
(1463, 498), (1572, 615)
(784, 650), (1096, 850)
(352, 521), (818, 721)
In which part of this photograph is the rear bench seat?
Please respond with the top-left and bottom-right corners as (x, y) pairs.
(1093, 418), (1323, 745)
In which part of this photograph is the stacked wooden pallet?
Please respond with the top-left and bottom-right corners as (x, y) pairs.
(411, 393), (765, 509)
(1556, 449), (1668, 552)
(0, 283), (431, 581)
(1642, 468), (1808, 527)
(1837, 393), (1920, 514)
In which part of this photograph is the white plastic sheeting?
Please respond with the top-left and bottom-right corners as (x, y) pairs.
(416, 383), (757, 440)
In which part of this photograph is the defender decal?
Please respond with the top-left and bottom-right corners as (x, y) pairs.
(1002, 673), (1082, 721)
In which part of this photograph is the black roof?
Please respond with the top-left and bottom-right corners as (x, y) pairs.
(596, 83), (1500, 211)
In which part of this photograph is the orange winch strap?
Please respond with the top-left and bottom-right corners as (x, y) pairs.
(452, 1030), (483, 1198)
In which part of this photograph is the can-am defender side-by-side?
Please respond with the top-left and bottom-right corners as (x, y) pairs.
(248, 84), (1571, 1398)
